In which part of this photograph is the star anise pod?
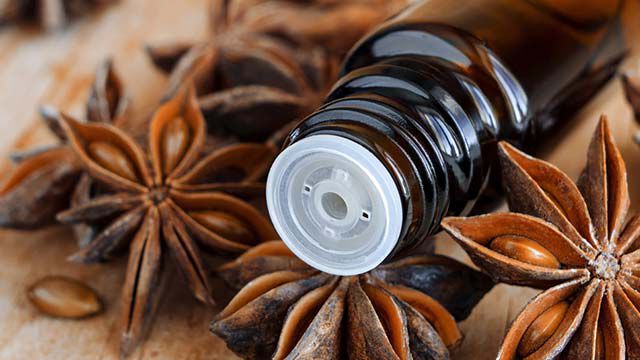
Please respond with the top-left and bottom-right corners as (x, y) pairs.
(211, 241), (494, 359)
(623, 73), (640, 122)
(442, 117), (640, 359)
(0, 60), (126, 229)
(0, 0), (115, 31)
(202, 0), (410, 57)
(56, 84), (279, 356)
(146, 0), (405, 141)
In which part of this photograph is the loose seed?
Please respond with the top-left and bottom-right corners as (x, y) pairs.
(27, 276), (103, 319)
(88, 141), (138, 181)
(490, 235), (560, 268)
(161, 116), (190, 175)
(190, 210), (256, 244)
(517, 301), (568, 357)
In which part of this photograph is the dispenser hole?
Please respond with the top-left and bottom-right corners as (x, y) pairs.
(321, 192), (348, 220)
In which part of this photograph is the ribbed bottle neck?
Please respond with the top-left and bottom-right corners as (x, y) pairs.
(287, 54), (514, 253)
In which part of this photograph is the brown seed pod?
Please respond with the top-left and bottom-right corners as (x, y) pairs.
(56, 84), (280, 356)
(27, 276), (103, 319)
(160, 116), (190, 175)
(490, 235), (561, 269)
(517, 301), (569, 357)
(212, 241), (495, 360)
(443, 117), (640, 359)
(146, 0), (408, 141)
(87, 141), (139, 182)
(189, 211), (256, 245)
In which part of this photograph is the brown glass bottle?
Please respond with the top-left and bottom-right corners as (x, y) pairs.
(266, 0), (632, 275)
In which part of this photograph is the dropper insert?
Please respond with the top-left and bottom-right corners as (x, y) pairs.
(266, 134), (403, 275)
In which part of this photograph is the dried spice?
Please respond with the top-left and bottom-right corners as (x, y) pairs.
(211, 241), (494, 360)
(146, 0), (334, 141)
(0, 0), (115, 31)
(0, 60), (127, 229)
(56, 84), (279, 356)
(623, 73), (640, 122)
(200, 0), (409, 57)
(146, 0), (406, 141)
(27, 276), (103, 318)
(442, 117), (640, 359)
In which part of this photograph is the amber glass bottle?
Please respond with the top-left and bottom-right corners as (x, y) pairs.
(266, 0), (632, 275)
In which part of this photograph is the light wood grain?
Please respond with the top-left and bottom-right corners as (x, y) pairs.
(0, 1), (638, 359)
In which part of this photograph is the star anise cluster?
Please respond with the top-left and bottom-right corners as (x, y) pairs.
(0, 60), (127, 229)
(146, 0), (407, 141)
(56, 84), (280, 356)
(211, 241), (494, 359)
(0, 0), (115, 31)
(442, 117), (640, 359)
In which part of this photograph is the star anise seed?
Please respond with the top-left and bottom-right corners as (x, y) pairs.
(27, 275), (103, 319)
(442, 116), (640, 359)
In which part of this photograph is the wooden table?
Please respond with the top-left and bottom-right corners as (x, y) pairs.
(0, 1), (638, 359)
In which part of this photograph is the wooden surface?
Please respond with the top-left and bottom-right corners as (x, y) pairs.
(0, 1), (639, 359)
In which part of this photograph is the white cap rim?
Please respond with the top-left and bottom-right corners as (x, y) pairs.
(266, 134), (404, 275)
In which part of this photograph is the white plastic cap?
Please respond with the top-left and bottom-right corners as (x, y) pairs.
(266, 134), (403, 275)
